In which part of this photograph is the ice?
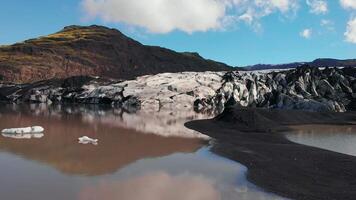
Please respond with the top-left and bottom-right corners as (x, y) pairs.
(1, 126), (44, 134)
(78, 136), (98, 145)
(2, 132), (44, 139)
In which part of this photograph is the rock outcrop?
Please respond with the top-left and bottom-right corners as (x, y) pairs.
(195, 66), (356, 113)
(0, 76), (140, 112)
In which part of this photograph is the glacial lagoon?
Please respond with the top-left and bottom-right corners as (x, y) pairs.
(0, 105), (284, 200)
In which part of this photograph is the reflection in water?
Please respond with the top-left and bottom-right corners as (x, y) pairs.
(0, 148), (285, 200)
(0, 105), (204, 175)
(78, 149), (287, 200)
(3, 104), (212, 138)
(79, 171), (220, 200)
(114, 110), (212, 138)
(286, 125), (356, 157)
(0, 104), (285, 200)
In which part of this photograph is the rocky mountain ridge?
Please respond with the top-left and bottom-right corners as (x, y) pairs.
(0, 25), (231, 83)
(244, 58), (356, 71)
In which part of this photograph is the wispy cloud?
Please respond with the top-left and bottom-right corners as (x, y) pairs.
(345, 17), (356, 43)
(300, 28), (312, 39)
(340, 0), (356, 43)
(306, 0), (328, 14)
(320, 19), (335, 31)
(233, 0), (299, 32)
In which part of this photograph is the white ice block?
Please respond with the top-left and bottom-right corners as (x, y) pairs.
(1, 126), (44, 134)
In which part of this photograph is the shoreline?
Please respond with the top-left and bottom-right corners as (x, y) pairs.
(185, 106), (356, 200)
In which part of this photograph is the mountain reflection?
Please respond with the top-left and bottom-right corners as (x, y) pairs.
(79, 171), (220, 200)
(0, 104), (205, 176)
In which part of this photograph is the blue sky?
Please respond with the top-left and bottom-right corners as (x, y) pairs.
(1, 0), (356, 66)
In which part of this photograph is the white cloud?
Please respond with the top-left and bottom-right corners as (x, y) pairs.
(340, 0), (356, 9)
(82, 0), (226, 34)
(306, 0), (328, 14)
(234, 0), (299, 29)
(300, 28), (312, 39)
(81, 0), (300, 34)
(321, 19), (334, 31)
(345, 18), (356, 43)
(321, 19), (332, 26)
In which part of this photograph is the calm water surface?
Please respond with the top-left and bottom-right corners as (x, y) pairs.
(0, 105), (285, 200)
(286, 125), (356, 157)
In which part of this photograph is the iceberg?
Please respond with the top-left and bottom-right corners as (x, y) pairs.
(78, 136), (98, 145)
(1, 126), (44, 134)
(2, 132), (44, 139)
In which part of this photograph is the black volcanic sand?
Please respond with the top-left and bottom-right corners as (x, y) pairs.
(186, 106), (356, 200)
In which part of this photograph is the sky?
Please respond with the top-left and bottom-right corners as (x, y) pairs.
(0, 0), (356, 67)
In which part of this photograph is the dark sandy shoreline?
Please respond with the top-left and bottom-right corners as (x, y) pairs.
(186, 107), (356, 200)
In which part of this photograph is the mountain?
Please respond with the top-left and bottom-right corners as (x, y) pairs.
(244, 58), (356, 71)
(0, 25), (232, 83)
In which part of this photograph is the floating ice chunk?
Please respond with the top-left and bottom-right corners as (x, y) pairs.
(2, 132), (44, 139)
(31, 126), (44, 133)
(78, 136), (98, 145)
(1, 126), (44, 134)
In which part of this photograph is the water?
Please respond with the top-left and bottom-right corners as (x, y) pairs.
(0, 104), (284, 200)
(286, 125), (356, 157)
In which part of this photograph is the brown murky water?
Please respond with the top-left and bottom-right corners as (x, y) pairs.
(0, 105), (285, 200)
